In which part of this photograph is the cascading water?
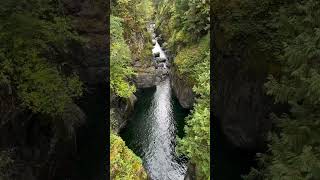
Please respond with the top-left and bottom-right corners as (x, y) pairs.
(120, 23), (189, 180)
(152, 41), (166, 59)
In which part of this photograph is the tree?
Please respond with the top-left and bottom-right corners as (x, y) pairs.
(176, 35), (210, 180)
(112, 0), (154, 61)
(110, 2), (152, 178)
(0, 0), (83, 116)
(110, 15), (136, 98)
(208, 0), (320, 179)
(155, 1), (211, 178)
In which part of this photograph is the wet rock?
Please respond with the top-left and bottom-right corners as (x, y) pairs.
(156, 62), (166, 68)
(110, 93), (138, 132)
(151, 61), (157, 68)
(156, 68), (169, 77)
(152, 39), (156, 45)
(134, 72), (158, 88)
(170, 68), (195, 109)
(133, 66), (158, 88)
(164, 50), (173, 61)
(128, 94), (137, 109)
(156, 35), (165, 46)
(184, 163), (196, 180)
(153, 52), (160, 58)
(156, 57), (167, 63)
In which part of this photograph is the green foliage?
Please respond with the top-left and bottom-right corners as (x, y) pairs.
(155, 0), (210, 54)
(110, 3), (152, 178)
(17, 63), (82, 115)
(0, 0), (83, 116)
(110, 133), (147, 180)
(112, 0), (154, 61)
(110, 15), (136, 98)
(155, 2), (211, 178)
(174, 35), (210, 85)
(178, 98), (210, 179)
(176, 35), (210, 179)
(154, 0), (211, 179)
(218, 0), (320, 179)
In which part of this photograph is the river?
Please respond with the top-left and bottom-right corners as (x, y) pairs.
(120, 80), (189, 180)
(119, 27), (190, 179)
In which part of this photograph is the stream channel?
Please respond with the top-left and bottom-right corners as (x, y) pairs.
(119, 23), (256, 180)
(120, 25), (190, 180)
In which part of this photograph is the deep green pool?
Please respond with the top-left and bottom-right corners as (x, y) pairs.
(120, 78), (189, 180)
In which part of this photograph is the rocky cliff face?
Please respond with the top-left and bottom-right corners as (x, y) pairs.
(214, 56), (273, 149)
(212, 25), (275, 149)
(63, 1), (108, 179)
(110, 92), (137, 133)
(170, 68), (195, 109)
(63, 0), (108, 85)
(133, 64), (158, 88)
(184, 163), (196, 180)
(0, 93), (86, 180)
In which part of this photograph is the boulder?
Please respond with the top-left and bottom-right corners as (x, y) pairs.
(134, 73), (157, 88)
(153, 51), (160, 58)
(156, 62), (166, 69)
(156, 57), (167, 63)
(133, 67), (158, 88)
(129, 94), (137, 106)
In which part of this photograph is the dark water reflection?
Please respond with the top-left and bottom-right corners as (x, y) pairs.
(120, 79), (189, 180)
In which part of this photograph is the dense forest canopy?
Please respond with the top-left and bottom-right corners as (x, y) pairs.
(0, 0), (84, 116)
(212, 0), (320, 179)
(110, 15), (136, 98)
(0, 0), (86, 179)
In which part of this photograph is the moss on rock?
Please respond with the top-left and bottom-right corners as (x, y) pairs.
(110, 133), (147, 180)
